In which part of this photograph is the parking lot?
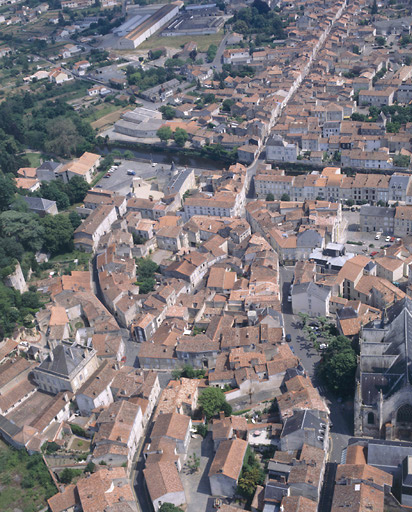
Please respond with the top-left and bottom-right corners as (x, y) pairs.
(97, 159), (172, 195)
(340, 210), (398, 255)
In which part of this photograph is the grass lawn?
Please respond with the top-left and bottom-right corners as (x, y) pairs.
(84, 102), (129, 124)
(24, 152), (43, 167)
(49, 250), (91, 271)
(0, 439), (57, 512)
(138, 30), (224, 52)
(69, 438), (91, 452)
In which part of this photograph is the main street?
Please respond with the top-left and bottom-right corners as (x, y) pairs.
(280, 267), (353, 465)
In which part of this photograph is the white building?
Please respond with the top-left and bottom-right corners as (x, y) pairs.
(266, 135), (298, 163)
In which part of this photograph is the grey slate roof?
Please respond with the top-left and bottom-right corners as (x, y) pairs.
(292, 281), (330, 301)
(23, 196), (56, 212)
(282, 409), (323, 438)
(38, 344), (87, 378)
(368, 439), (412, 473)
(37, 161), (61, 172)
(0, 414), (21, 437)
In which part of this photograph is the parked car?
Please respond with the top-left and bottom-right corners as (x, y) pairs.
(285, 334), (292, 342)
(287, 295), (292, 302)
(370, 251), (378, 257)
(375, 233), (381, 240)
(385, 236), (391, 242)
(390, 237), (395, 242)
(127, 170), (136, 175)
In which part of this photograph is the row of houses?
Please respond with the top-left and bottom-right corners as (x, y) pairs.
(254, 165), (412, 205)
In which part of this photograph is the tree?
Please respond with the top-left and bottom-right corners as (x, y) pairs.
(265, 193), (275, 202)
(333, 151), (341, 162)
(206, 44), (218, 63)
(66, 176), (90, 204)
(45, 118), (82, 158)
(137, 258), (159, 278)
(85, 462), (95, 473)
(186, 453), (200, 473)
(59, 468), (82, 484)
(40, 181), (70, 210)
(157, 126), (172, 142)
(252, 0), (270, 14)
(237, 465), (265, 499)
(317, 335), (357, 397)
(69, 211), (82, 230)
(222, 99), (235, 112)
(198, 387), (231, 420)
(70, 424), (86, 437)
(195, 424), (208, 438)
(375, 36), (385, 46)
(136, 257), (158, 294)
(371, 0), (378, 15)
(346, 199), (354, 207)
(0, 174), (16, 212)
(159, 504), (183, 512)
(280, 193), (290, 201)
(298, 312), (309, 327)
(237, 446), (265, 500)
(41, 214), (74, 255)
(159, 105), (176, 120)
(0, 211), (44, 252)
(173, 128), (188, 147)
(394, 155), (410, 168)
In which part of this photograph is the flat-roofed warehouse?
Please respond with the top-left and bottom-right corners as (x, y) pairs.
(118, 2), (182, 49)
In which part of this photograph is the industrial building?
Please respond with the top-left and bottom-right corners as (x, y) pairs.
(118, 2), (182, 50)
(113, 107), (163, 138)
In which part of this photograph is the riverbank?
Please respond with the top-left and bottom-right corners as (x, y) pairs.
(97, 140), (235, 170)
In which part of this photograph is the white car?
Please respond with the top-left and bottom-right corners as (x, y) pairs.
(287, 295), (292, 302)
(375, 233), (381, 240)
(385, 236), (391, 242)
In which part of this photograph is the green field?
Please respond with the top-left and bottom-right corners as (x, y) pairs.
(0, 440), (57, 512)
(83, 103), (126, 124)
(24, 152), (43, 167)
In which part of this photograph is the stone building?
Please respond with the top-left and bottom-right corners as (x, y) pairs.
(355, 297), (412, 440)
(32, 343), (99, 394)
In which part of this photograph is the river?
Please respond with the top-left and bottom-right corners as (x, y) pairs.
(98, 144), (225, 170)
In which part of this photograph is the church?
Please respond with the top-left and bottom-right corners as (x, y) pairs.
(355, 296), (412, 440)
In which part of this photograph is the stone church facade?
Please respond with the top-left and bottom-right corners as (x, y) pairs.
(355, 297), (412, 440)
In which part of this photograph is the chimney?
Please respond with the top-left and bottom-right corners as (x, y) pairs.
(219, 411), (225, 420)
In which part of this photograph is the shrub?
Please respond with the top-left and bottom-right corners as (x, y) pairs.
(70, 424), (87, 437)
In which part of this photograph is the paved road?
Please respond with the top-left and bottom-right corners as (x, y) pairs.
(212, 33), (229, 71)
(279, 266), (353, 464)
(181, 434), (214, 512)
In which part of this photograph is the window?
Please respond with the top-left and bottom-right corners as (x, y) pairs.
(368, 412), (375, 425)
